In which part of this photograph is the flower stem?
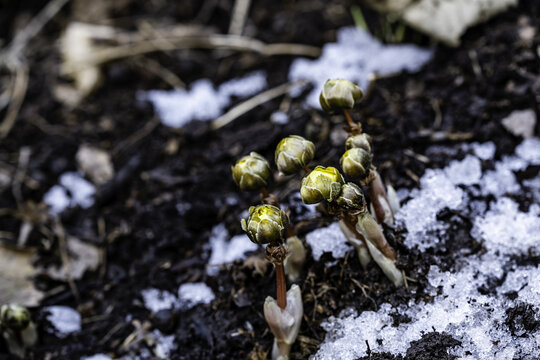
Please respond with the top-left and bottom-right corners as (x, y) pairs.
(343, 109), (356, 128)
(275, 263), (287, 309)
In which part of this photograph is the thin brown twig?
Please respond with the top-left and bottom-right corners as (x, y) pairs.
(54, 218), (81, 304)
(0, 63), (28, 138)
(61, 35), (321, 75)
(211, 80), (307, 130)
(228, 0), (252, 35)
(112, 116), (161, 157)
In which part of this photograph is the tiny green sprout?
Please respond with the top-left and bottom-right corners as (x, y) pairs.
(275, 135), (315, 175)
(340, 147), (372, 180)
(0, 304), (38, 358)
(232, 152), (271, 191)
(345, 133), (371, 153)
(241, 204), (289, 245)
(300, 166), (345, 204)
(335, 182), (366, 212)
(319, 79), (363, 114)
(0, 304), (31, 331)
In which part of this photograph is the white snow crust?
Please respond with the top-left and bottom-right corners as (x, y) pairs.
(206, 223), (258, 276)
(44, 172), (95, 214)
(45, 306), (82, 337)
(140, 71), (266, 128)
(289, 27), (432, 108)
(305, 222), (352, 261)
(313, 139), (540, 360)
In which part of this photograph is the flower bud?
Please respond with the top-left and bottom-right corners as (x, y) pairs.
(345, 133), (371, 153)
(341, 148), (371, 180)
(336, 182), (366, 211)
(241, 204), (289, 245)
(300, 166), (345, 204)
(319, 79), (363, 114)
(275, 135), (315, 175)
(1, 304), (31, 331)
(232, 152), (271, 191)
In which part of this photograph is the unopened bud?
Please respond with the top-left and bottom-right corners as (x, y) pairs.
(345, 133), (371, 153)
(300, 166), (344, 204)
(336, 182), (366, 211)
(319, 79), (363, 114)
(232, 152), (271, 191)
(341, 148), (371, 180)
(241, 205), (289, 245)
(275, 135), (315, 175)
(1, 304), (31, 331)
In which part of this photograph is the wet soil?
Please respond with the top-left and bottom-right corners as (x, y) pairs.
(0, 0), (539, 359)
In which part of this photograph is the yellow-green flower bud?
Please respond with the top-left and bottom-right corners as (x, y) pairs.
(241, 204), (289, 245)
(275, 135), (315, 175)
(300, 166), (345, 204)
(319, 79), (363, 114)
(336, 182), (366, 211)
(232, 152), (271, 191)
(345, 134), (371, 153)
(0, 304), (31, 331)
(341, 148), (371, 180)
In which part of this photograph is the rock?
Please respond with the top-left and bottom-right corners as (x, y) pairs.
(76, 145), (114, 185)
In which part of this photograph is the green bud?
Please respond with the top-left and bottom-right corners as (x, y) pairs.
(300, 166), (345, 204)
(340, 148), (371, 180)
(232, 152), (271, 191)
(336, 182), (366, 211)
(345, 134), (371, 153)
(319, 79), (363, 114)
(275, 135), (315, 175)
(0, 304), (31, 331)
(241, 204), (289, 245)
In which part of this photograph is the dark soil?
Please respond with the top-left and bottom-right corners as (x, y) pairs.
(0, 0), (539, 359)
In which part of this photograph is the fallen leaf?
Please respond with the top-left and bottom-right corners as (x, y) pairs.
(0, 244), (44, 307)
(39, 237), (101, 281)
(363, 0), (518, 46)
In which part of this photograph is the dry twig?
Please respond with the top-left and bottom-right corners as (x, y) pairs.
(211, 80), (308, 130)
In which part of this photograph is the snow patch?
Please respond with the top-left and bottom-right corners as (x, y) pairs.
(141, 288), (178, 313)
(206, 223), (258, 276)
(141, 71), (266, 128)
(289, 27), (432, 108)
(305, 222), (353, 261)
(45, 306), (82, 337)
(44, 172), (95, 214)
(314, 138), (540, 359)
(177, 282), (215, 309)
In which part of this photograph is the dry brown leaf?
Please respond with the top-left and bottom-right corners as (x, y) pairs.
(39, 237), (101, 281)
(0, 244), (43, 307)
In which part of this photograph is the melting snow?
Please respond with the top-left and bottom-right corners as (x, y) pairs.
(178, 282), (215, 309)
(44, 306), (82, 337)
(140, 71), (266, 128)
(289, 27), (432, 108)
(141, 282), (215, 313)
(313, 139), (540, 360)
(141, 288), (178, 313)
(206, 223), (258, 275)
(43, 172), (95, 214)
(305, 222), (353, 261)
